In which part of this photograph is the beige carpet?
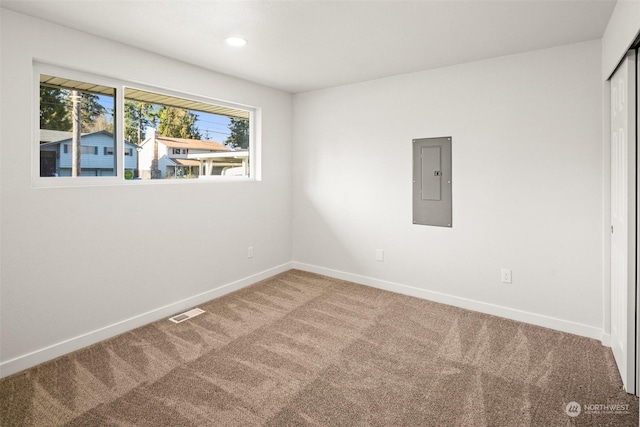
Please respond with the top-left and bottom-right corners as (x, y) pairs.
(1, 270), (637, 426)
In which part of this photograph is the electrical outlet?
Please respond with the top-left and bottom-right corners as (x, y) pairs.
(501, 269), (512, 284)
(248, 246), (254, 259)
(376, 249), (384, 262)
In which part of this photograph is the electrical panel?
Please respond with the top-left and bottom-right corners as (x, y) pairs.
(412, 136), (452, 227)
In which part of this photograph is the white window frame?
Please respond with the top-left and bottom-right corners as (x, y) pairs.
(33, 62), (259, 188)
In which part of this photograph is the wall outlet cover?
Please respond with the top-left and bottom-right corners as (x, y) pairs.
(501, 269), (512, 284)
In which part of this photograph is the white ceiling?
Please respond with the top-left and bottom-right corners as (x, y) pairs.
(1, 0), (616, 93)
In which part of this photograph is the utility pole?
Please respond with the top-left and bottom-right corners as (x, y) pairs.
(137, 105), (142, 144)
(136, 106), (143, 178)
(71, 90), (81, 177)
(151, 132), (160, 179)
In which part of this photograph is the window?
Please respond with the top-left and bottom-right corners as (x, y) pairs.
(39, 74), (115, 177)
(63, 144), (97, 154)
(36, 65), (256, 184)
(80, 146), (98, 155)
(124, 87), (250, 179)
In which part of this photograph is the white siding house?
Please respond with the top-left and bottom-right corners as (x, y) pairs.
(39, 130), (138, 177)
(138, 128), (247, 178)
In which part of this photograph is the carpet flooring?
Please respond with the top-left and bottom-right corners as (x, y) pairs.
(1, 270), (638, 426)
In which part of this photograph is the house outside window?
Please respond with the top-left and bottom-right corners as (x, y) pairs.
(36, 65), (257, 184)
(40, 131), (137, 177)
(39, 74), (116, 177)
(124, 87), (251, 180)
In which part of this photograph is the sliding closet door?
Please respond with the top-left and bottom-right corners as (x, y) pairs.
(637, 48), (640, 398)
(610, 50), (637, 394)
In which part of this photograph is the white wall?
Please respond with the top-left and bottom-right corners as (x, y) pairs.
(602, 0), (640, 80)
(293, 41), (604, 339)
(0, 10), (293, 376)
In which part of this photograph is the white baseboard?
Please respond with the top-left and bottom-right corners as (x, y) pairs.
(2, 261), (607, 379)
(293, 262), (605, 343)
(0, 262), (294, 379)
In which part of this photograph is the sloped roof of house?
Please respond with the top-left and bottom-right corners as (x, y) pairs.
(39, 130), (137, 148)
(169, 158), (200, 167)
(157, 136), (229, 152)
(40, 129), (73, 143)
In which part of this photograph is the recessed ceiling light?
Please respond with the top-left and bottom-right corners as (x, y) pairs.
(225, 37), (247, 47)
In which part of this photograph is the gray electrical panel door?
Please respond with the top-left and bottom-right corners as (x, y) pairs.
(413, 137), (452, 227)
